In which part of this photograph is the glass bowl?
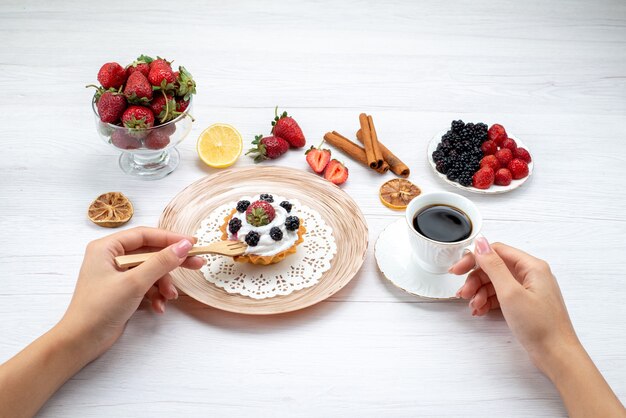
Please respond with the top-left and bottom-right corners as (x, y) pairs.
(92, 96), (193, 179)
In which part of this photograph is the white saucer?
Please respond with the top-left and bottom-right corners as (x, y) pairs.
(427, 129), (534, 194)
(375, 218), (466, 300)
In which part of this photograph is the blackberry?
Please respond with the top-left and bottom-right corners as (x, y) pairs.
(451, 120), (465, 133)
(465, 122), (475, 132)
(459, 140), (473, 153)
(447, 171), (459, 181)
(440, 138), (452, 148)
(285, 216), (300, 231)
(448, 149), (460, 160)
(432, 150), (444, 162)
(269, 227), (283, 241)
(236, 200), (250, 212)
(228, 218), (242, 234)
(260, 194), (274, 203)
(279, 201), (292, 213)
(441, 145), (452, 155)
(459, 128), (472, 141)
(244, 231), (260, 246)
(458, 173), (473, 187)
(435, 160), (448, 174)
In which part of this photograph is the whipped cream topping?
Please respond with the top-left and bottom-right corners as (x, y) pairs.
(228, 195), (299, 256)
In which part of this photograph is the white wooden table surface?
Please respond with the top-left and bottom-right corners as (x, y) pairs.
(1, 0), (625, 416)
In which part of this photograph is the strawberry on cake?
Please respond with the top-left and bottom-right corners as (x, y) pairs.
(220, 194), (306, 265)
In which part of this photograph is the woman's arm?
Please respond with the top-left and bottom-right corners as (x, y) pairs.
(0, 227), (204, 418)
(451, 238), (625, 418)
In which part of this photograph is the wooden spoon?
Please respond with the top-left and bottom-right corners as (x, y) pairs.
(114, 241), (248, 268)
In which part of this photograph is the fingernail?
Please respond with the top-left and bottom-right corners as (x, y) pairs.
(173, 239), (193, 258)
(156, 299), (165, 313)
(471, 309), (477, 316)
(448, 265), (455, 273)
(455, 286), (464, 298)
(475, 236), (491, 255)
(469, 296), (476, 308)
(169, 284), (178, 299)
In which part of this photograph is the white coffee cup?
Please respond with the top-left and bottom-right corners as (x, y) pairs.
(405, 191), (482, 274)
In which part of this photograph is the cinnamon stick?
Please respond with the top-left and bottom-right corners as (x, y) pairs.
(359, 113), (383, 169)
(324, 131), (389, 174)
(357, 129), (410, 178)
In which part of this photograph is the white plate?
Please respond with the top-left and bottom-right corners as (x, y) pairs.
(375, 218), (465, 300)
(427, 129), (534, 194)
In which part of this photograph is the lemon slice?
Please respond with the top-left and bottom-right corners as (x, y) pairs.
(197, 124), (243, 168)
(379, 179), (421, 210)
(88, 192), (134, 228)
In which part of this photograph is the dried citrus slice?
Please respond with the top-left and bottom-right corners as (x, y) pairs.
(88, 192), (134, 228)
(379, 179), (421, 210)
(197, 123), (243, 168)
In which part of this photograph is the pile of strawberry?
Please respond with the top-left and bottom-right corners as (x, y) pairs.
(247, 107), (306, 161)
(473, 124), (532, 189)
(89, 54), (196, 131)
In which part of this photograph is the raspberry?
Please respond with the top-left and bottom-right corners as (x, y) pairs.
(514, 147), (532, 163)
(285, 216), (300, 231)
(279, 201), (292, 213)
(269, 227), (283, 241)
(259, 194), (274, 202)
(494, 168), (512, 186)
(480, 140), (497, 155)
(228, 217), (242, 234)
(472, 167), (495, 189)
(236, 200), (250, 213)
(488, 124), (508, 146)
(495, 148), (513, 167)
(508, 159), (529, 179)
(501, 138), (517, 151)
(480, 155), (500, 172)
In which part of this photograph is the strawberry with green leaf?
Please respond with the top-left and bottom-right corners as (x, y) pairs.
(176, 66), (196, 101)
(122, 106), (155, 129)
(124, 71), (153, 104)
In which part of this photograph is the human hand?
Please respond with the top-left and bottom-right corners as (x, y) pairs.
(449, 237), (580, 373)
(58, 227), (205, 361)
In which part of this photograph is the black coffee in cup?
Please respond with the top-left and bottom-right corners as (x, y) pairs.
(413, 204), (472, 243)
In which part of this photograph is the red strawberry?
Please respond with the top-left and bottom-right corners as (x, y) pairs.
(246, 135), (289, 162)
(324, 160), (349, 185)
(472, 167), (495, 189)
(148, 62), (176, 87)
(305, 143), (331, 173)
(150, 92), (176, 123)
(176, 97), (190, 113)
(508, 159), (529, 179)
(245, 200), (276, 226)
(480, 140), (497, 155)
(96, 91), (127, 124)
(501, 137), (517, 151)
(121, 106), (155, 129)
(145, 130), (171, 150)
(494, 168), (513, 186)
(495, 148), (513, 167)
(514, 147), (532, 163)
(271, 107), (305, 148)
(149, 58), (170, 69)
(488, 124), (508, 146)
(97, 62), (127, 89)
(160, 123), (177, 136)
(126, 62), (150, 78)
(111, 130), (141, 150)
(124, 71), (153, 104)
(480, 155), (500, 172)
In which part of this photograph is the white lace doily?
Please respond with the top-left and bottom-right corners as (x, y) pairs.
(194, 200), (337, 299)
